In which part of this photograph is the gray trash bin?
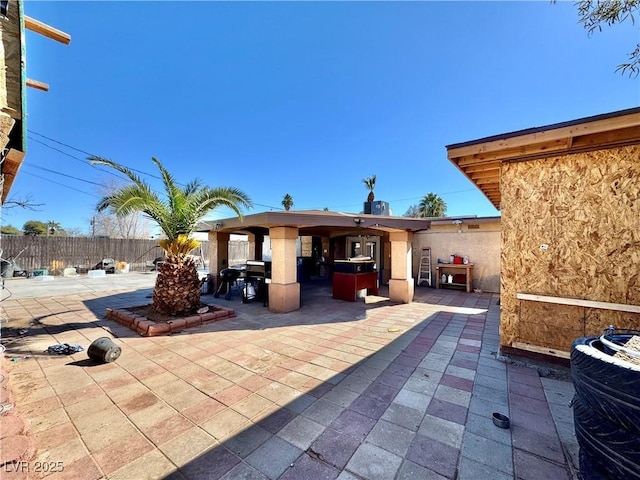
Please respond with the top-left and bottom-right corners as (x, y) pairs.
(0, 259), (14, 278)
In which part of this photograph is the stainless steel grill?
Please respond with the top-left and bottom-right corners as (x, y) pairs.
(243, 260), (271, 305)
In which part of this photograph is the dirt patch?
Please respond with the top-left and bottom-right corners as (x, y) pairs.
(126, 303), (212, 324)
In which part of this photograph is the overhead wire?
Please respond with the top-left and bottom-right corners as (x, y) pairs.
(25, 131), (482, 215)
(26, 130), (283, 211)
(29, 130), (164, 181)
(27, 136), (132, 184)
(22, 163), (105, 187)
(20, 171), (97, 197)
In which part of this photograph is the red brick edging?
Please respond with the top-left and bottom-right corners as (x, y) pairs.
(105, 304), (236, 336)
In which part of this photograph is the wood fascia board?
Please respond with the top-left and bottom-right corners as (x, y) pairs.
(571, 125), (640, 150)
(24, 15), (71, 45)
(454, 138), (571, 167)
(447, 112), (640, 159)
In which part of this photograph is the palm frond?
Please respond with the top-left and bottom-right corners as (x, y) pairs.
(89, 156), (252, 245)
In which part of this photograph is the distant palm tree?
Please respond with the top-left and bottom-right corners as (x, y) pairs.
(90, 155), (252, 316)
(363, 174), (377, 203)
(418, 193), (447, 218)
(46, 220), (61, 236)
(282, 194), (294, 211)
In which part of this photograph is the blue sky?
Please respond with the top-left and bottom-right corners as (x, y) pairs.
(4, 1), (639, 234)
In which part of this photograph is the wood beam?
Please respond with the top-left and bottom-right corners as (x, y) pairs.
(26, 78), (50, 91)
(447, 112), (640, 159)
(469, 180), (498, 192)
(468, 170), (500, 181)
(25, 15), (71, 45)
(511, 342), (570, 359)
(463, 163), (500, 175)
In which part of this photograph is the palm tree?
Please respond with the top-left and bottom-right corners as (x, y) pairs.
(90, 156), (252, 316)
(46, 220), (62, 236)
(418, 193), (447, 218)
(281, 194), (294, 211)
(362, 174), (377, 203)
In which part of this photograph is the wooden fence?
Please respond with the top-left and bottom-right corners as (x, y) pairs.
(0, 236), (249, 276)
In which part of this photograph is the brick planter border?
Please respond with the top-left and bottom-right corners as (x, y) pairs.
(105, 304), (236, 336)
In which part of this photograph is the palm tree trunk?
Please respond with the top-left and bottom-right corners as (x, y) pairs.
(152, 255), (202, 316)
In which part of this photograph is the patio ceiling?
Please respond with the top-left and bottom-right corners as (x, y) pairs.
(446, 107), (640, 210)
(197, 210), (432, 237)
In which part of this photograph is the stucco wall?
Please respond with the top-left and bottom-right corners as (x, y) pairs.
(413, 219), (501, 293)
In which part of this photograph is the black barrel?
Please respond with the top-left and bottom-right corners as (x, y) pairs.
(87, 337), (121, 363)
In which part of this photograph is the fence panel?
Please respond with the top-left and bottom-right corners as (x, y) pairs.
(0, 236), (219, 275)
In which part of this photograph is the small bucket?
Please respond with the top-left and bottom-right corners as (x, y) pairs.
(87, 337), (121, 363)
(492, 412), (510, 429)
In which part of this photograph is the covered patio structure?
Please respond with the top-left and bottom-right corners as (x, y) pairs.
(198, 210), (431, 313)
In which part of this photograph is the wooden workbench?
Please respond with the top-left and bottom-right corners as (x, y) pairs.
(435, 263), (474, 293)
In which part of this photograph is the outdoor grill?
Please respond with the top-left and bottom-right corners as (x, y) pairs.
(243, 260), (271, 306)
(213, 267), (244, 300)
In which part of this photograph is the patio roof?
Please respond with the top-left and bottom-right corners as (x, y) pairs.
(197, 209), (436, 238)
(446, 106), (640, 210)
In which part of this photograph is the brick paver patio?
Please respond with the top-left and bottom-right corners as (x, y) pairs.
(1, 273), (579, 479)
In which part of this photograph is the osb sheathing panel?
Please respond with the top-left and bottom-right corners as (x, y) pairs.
(0, 0), (23, 118)
(501, 145), (640, 352)
(518, 302), (585, 347)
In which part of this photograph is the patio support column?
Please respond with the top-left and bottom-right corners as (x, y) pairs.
(208, 231), (230, 289)
(268, 226), (300, 313)
(247, 233), (264, 261)
(388, 231), (414, 304)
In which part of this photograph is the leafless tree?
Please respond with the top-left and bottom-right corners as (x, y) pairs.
(2, 193), (43, 210)
(92, 177), (153, 238)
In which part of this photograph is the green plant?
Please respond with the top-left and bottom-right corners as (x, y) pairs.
(90, 155), (252, 315)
